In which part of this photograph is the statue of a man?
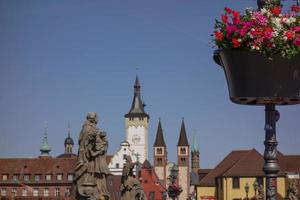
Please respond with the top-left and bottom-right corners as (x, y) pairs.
(75, 112), (110, 200)
(120, 155), (147, 200)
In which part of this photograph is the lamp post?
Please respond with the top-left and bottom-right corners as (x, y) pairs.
(245, 183), (250, 200)
(253, 179), (259, 197)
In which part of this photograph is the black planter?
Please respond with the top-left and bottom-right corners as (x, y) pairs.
(214, 49), (300, 105)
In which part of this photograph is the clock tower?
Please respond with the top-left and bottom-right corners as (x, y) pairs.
(125, 76), (149, 164)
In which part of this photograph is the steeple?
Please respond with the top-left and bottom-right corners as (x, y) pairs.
(191, 132), (199, 153)
(125, 76), (149, 119)
(40, 122), (51, 156)
(64, 123), (74, 154)
(177, 118), (189, 146)
(191, 132), (200, 173)
(154, 119), (166, 147)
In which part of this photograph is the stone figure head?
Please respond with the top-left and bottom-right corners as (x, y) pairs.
(87, 112), (99, 124)
(124, 155), (132, 163)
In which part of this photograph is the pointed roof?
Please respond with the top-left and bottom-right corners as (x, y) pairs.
(142, 159), (153, 169)
(191, 133), (199, 152)
(40, 124), (51, 156)
(64, 123), (74, 146)
(177, 119), (189, 146)
(154, 119), (166, 147)
(125, 76), (149, 118)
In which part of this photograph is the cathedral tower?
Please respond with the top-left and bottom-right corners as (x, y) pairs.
(125, 76), (149, 164)
(177, 119), (190, 200)
(153, 119), (167, 187)
(191, 134), (200, 174)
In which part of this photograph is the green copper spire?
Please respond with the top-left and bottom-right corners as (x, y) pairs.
(40, 122), (51, 156)
(191, 131), (199, 153)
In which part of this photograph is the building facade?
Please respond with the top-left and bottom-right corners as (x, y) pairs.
(197, 149), (300, 200)
(124, 76), (149, 164)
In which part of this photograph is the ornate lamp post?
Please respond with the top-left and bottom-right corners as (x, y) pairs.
(253, 179), (259, 197)
(245, 183), (250, 200)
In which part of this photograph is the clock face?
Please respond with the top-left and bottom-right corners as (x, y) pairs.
(132, 134), (141, 144)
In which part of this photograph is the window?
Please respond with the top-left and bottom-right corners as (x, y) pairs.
(2, 174), (8, 181)
(157, 158), (162, 165)
(57, 174), (63, 181)
(116, 163), (120, 168)
(24, 174), (30, 181)
(157, 148), (162, 155)
(22, 188), (28, 196)
(34, 174), (40, 182)
(65, 188), (71, 197)
(45, 174), (52, 181)
(44, 188), (49, 197)
(180, 147), (186, 154)
(232, 177), (240, 189)
(1, 188), (7, 196)
(12, 174), (19, 182)
(149, 191), (155, 200)
(67, 174), (73, 181)
(11, 188), (17, 197)
(55, 188), (60, 196)
(33, 188), (39, 196)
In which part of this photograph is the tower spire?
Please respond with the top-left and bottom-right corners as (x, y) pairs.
(40, 122), (51, 156)
(64, 123), (74, 154)
(154, 118), (166, 147)
(177, 118), (189, 146)
(125, 76), (149, 118)
(191, 131), (199, 152)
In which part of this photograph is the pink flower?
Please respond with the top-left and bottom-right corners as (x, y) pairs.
(291, 5), (300, 13)
(253, 11), (268, 26)
(294, 36), (300, 46)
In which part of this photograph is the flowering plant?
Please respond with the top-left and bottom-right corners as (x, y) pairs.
(213, 3), (300, 58)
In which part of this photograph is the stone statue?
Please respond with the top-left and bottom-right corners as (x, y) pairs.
(74, 112), (110, 200)
(287, 179), (299, 200)
(120, 155), (147, 200)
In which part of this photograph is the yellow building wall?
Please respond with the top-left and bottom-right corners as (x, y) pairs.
(196, 186), (216, 200)
(221, 177), (286, 200)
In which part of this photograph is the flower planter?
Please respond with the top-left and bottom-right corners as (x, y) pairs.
(214, 49), (300, 105)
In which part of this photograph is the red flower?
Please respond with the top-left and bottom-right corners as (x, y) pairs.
(222, 15), (228, 23)
(215, 32), (224, 41)
(224, 7), (232, 14)
(271, 7), (281, 15)
(232, 11), (241, 24)
(232, 38), (241, 48)
(294, 36), (300, 46)
(291, 5), (300, 13)
(285, 31), (295, 40)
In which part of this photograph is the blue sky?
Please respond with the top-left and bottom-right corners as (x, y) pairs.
(0, 0), (299, 168)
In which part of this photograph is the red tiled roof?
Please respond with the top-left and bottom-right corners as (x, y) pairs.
(0, 157), (77, 175)
(199, 149), (300, 187)
(199, 150), (249, 186)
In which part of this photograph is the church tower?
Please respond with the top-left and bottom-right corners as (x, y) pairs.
(153, 119), (167, 187)
(191, 134), (200, 174)
(177, 119), (190, 200)
(40, 124), (51, 156)
(64, 124), (74, 154)
(125, 76), (149, 164)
